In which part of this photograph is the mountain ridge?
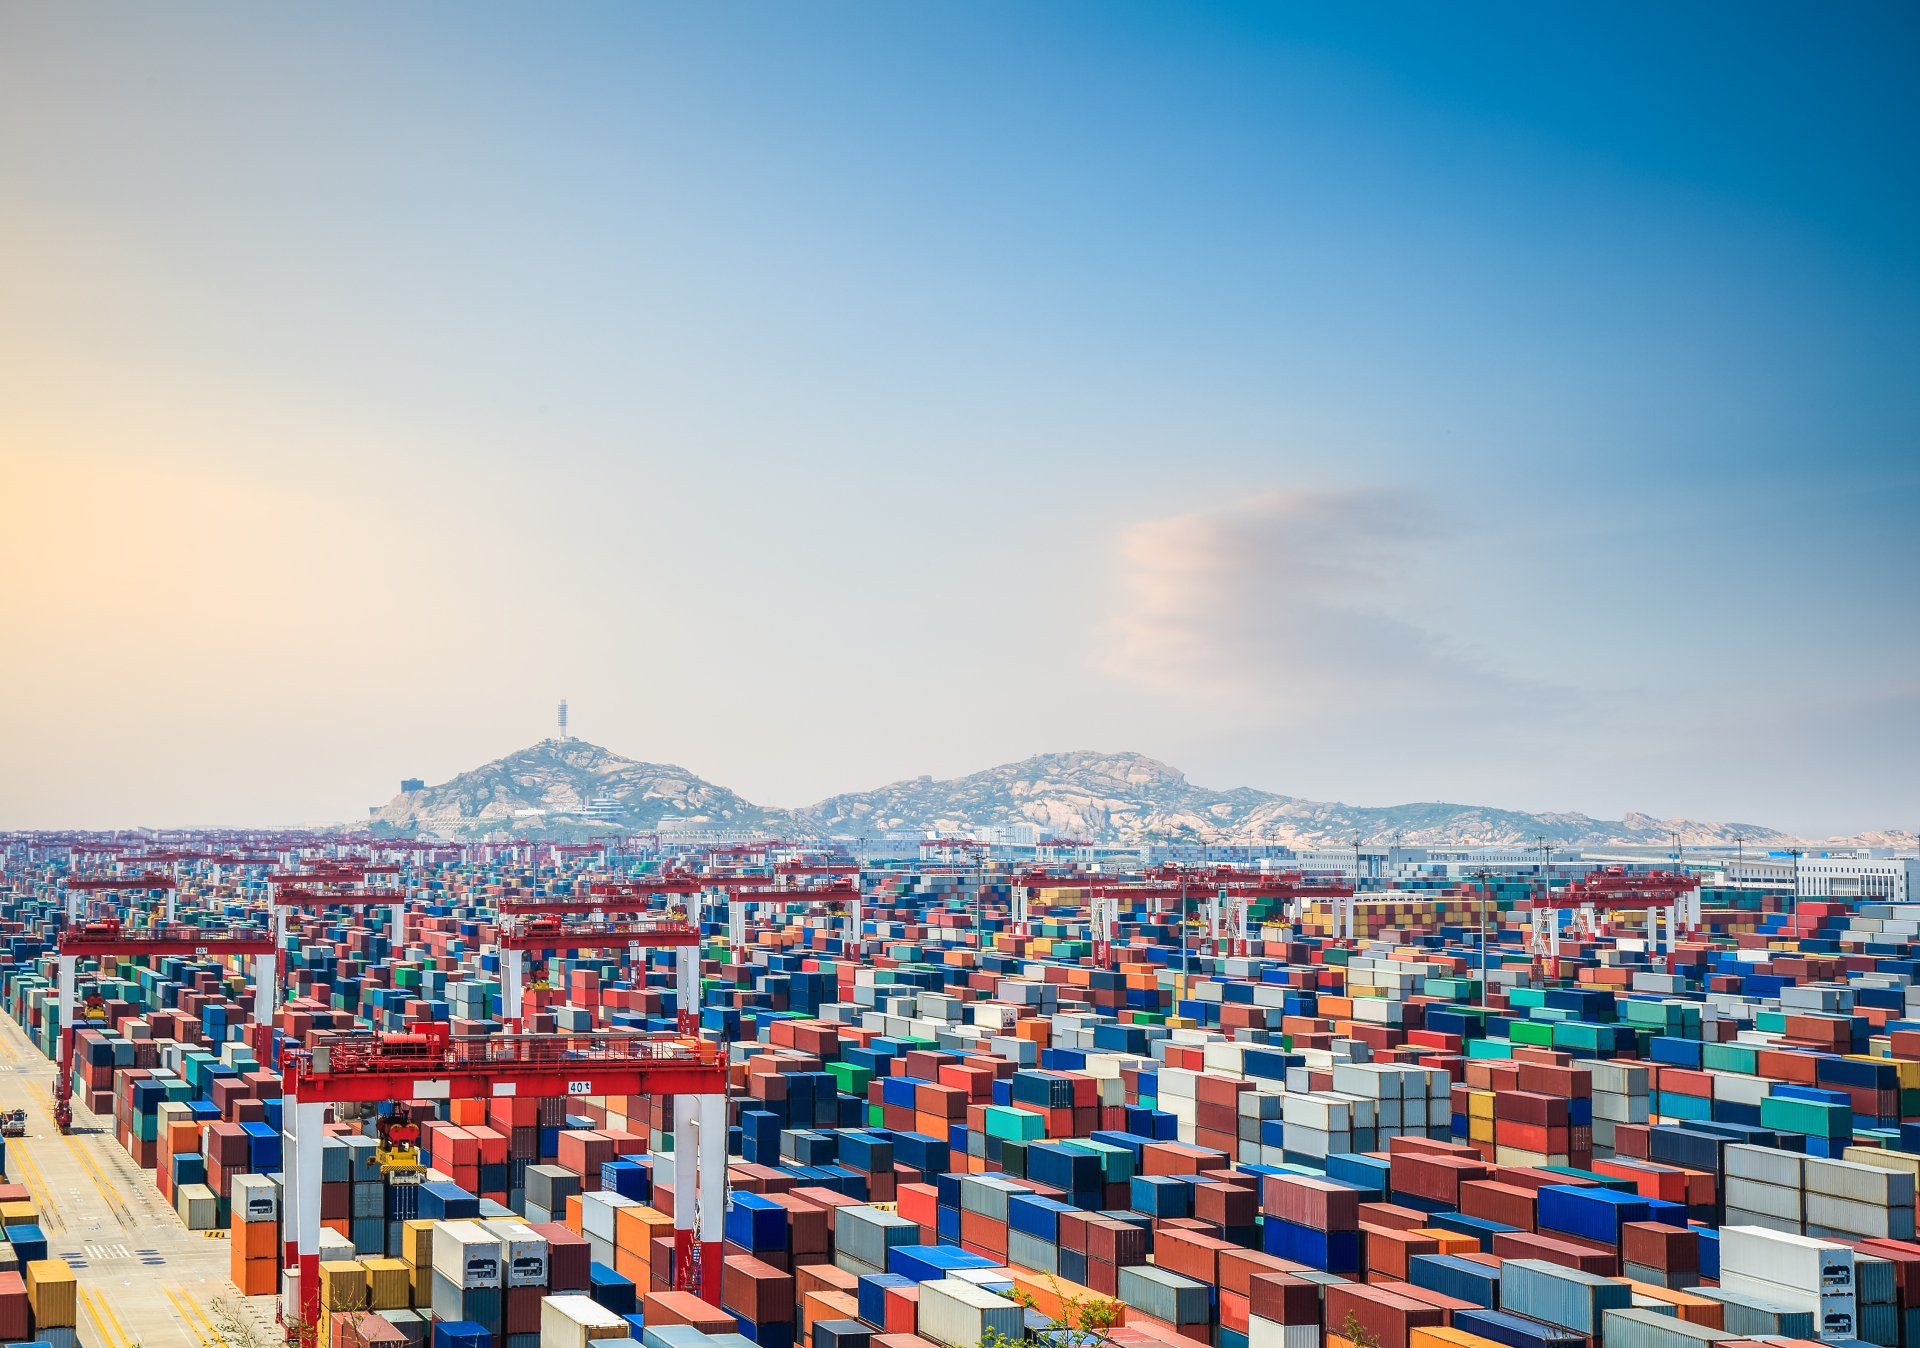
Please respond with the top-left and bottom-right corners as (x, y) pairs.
(363, 739), (1903, 849)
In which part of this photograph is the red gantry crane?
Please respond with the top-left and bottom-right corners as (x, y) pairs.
(54, 918), (276, 1133)
(498, 879), (708, 1030)
(496, 914), (701, 1028)
(270, 869), (411, 963)
(60, 871), (179, 924)
(281, 1025), (729, 1326)
(1527, 867), (1700, 958)
(1003, 869), (1089, 940)
(1199, 870), (1357, 955)
(723, 877), (865, 957)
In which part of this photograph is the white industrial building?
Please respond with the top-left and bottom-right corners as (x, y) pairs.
(1715, 851), (1918, 901)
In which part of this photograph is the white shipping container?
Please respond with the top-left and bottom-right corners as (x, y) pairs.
(232, 1174), (279, 1225)
(1589, 1062), (1652, 1096)
(916, 1278), (1024, 1348)
(1726, 1144), (1804, 1187)
(1283, 1125), (1339, 1159)
(1717, 1272), (1856, 1340)
(1282, 1094), (1350, 1132)
(1203, 1042), (1249, 1075)
(1844, 1145), (1920, 1172)
(1331, 1064), (1389, 1099)
(578, 1192), (636, 1244)
(1725, 1177), (1804, 1223)
(1710, 1074), (1770, 1108)
(431, 1220), (504, 1290)
(1591, 1093), (1650, 1124)
(1805, 1157), (1916, 1208)
(539, 1293), (628, 1348)
(1248, 1316), (1321, 1348)
(482, 1219), (550, 1288)
(1720, 1226), (1855, 1296)
(1806, 1192), (1915, 1241)
(1349, 998), (1402, 1026)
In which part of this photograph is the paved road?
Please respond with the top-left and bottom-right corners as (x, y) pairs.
(0, 1016), (282, 1348)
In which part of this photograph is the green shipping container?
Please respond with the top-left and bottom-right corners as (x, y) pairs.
(1761, 1094), (1851, 1138)
(1510, 1020), (1556, 1047)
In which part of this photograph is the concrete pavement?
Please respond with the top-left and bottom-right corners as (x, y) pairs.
(0, 1015), (282, 1348)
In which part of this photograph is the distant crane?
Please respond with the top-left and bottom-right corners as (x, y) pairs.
(54, 919), (276, 1133)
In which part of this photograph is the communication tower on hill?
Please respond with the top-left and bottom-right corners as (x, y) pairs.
(557, 698), (569, 741)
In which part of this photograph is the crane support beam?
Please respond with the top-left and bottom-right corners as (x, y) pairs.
(498, 921), (699, 950)
(271, 890), (407, 907)
(63, 874), (178, 891)
(283, 1031), (725, 1103)
(56, 930), (275, 958)
(283, 1029), (726, 1321)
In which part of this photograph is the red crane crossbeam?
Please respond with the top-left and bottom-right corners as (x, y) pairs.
(273, 888), (407, 908)
(285, 1030), (725, 1104)
(64, 873), (178, 892)
(736, 879), (859, 901)
(500, 895), (678, 915)
(499, 919), (700, 951)
(1533, 868), (1697, 910)
(589, 878), (707, 896)
(57, 924), (275, 958)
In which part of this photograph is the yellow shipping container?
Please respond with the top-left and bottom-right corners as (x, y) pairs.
(403, 1220), (436, 1306)
(25, 1259), (77, 1328)
(319, 1260), (367, 1313)
(362, 1257), (412, 1311)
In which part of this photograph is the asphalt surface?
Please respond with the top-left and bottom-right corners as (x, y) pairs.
(0, 1015), (283, 1348)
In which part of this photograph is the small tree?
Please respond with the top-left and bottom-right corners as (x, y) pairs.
(980, 1278), (1123, 1348)
(1341, 1309), (1381, 1348)
(209, 1295), (291, 1348)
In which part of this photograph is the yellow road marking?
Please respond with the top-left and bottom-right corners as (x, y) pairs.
(165, 1284), (215, 1348)
(9, 1141), (60, 1233)
(27, 1078), (134, 1223)
(80, 1285), (129, 1348)
(170, 1283), (229, 1348)
(76, 1288), (109, 1348)
(55, 1121), (132, 1224)
(97, 1284), (139, 1348)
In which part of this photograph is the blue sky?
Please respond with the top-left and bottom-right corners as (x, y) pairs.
(2, 3), (1915, 833)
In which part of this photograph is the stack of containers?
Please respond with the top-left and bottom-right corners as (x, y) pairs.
(25, 1259), (77, 1348)
(1717, 1225), (1857, 1341)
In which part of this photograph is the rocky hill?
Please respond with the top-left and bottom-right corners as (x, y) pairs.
(795, 750), (1791, 848)
(364, 741), (1844, 848)
(366, 738), (781, 840)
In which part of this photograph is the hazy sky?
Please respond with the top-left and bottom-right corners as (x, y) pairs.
(3, 4), (1916, 835)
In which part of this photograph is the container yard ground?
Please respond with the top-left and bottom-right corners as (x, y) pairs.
(0, 1015), (280, 1348)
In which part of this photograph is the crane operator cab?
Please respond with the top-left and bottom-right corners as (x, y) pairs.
(374, 1105), (425, 1184)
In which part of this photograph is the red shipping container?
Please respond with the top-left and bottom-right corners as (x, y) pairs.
(0, 1272), (26, 1342)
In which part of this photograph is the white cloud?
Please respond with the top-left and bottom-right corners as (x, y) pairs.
(1103, 488), (1563, 725)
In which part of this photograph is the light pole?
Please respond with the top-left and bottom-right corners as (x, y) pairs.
(1179, 866), (1191, 992)
(1790, 847), (1803, 932)
(1537, 835), (1553, 955)
(1474, 867), (1492, 1007)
